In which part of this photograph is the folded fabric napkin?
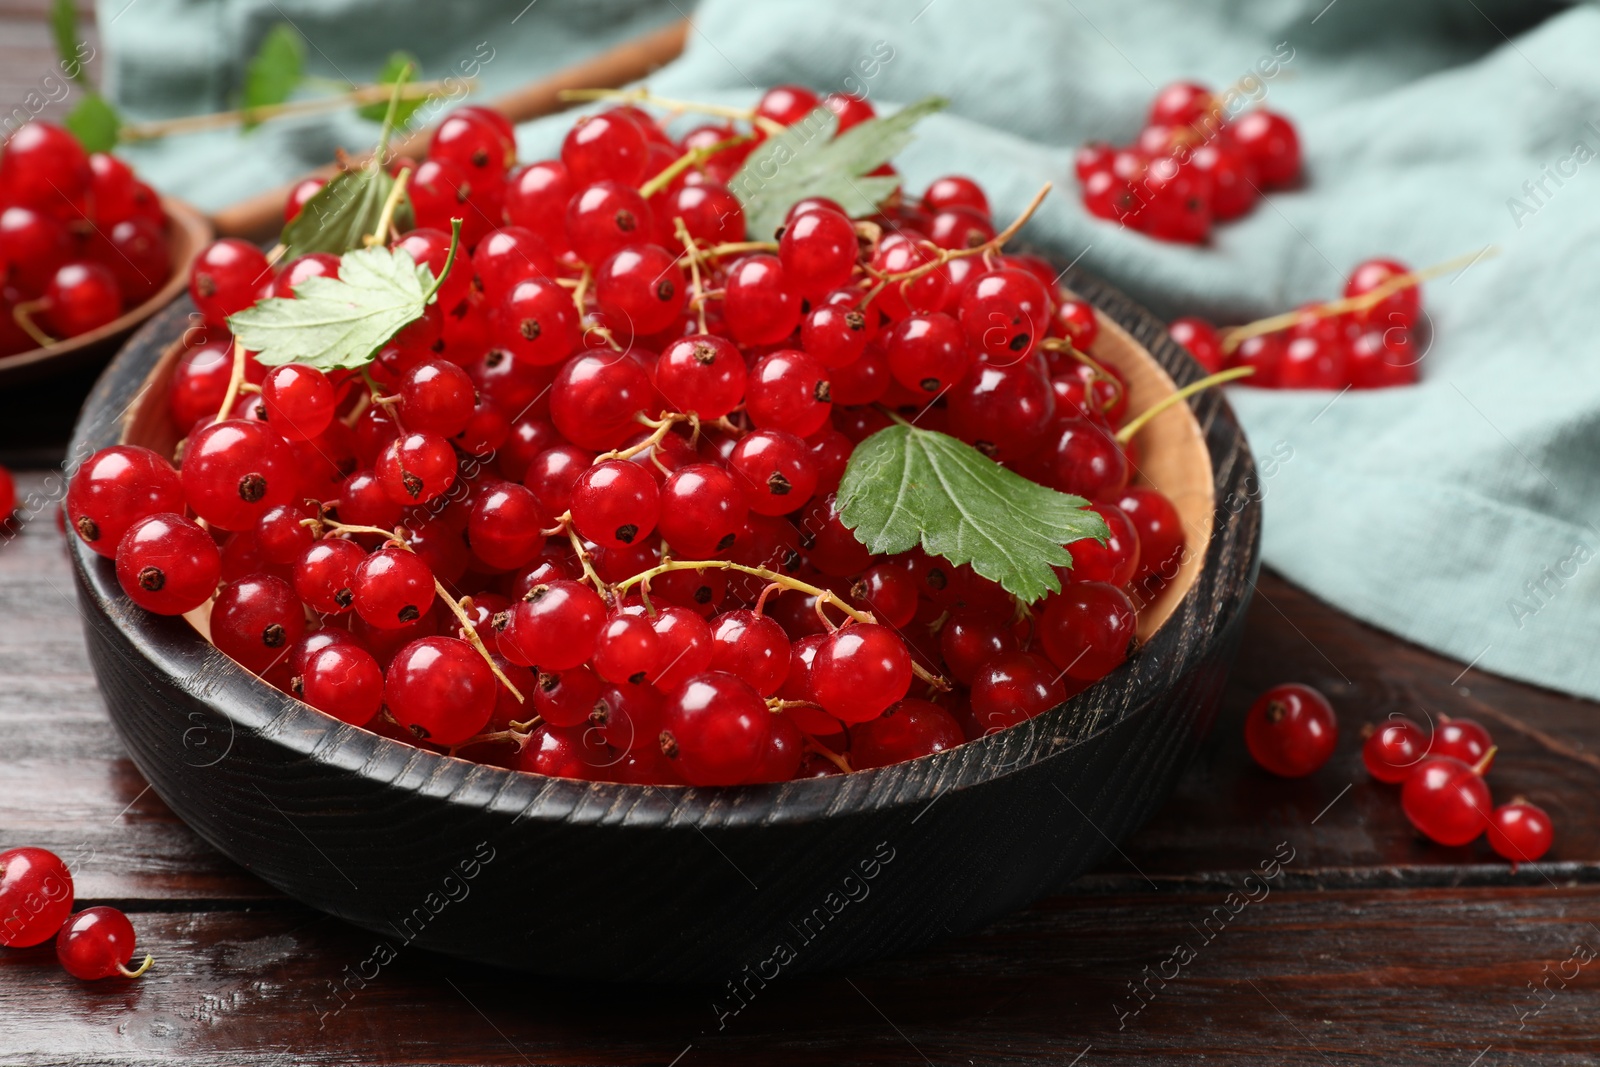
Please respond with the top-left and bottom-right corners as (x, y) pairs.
(102, 0), (1600, 700)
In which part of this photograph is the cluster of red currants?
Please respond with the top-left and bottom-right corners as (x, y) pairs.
(1363, 714), (1553, 866)
(1074, 81), (1301, 243)
(0, 846), (151, 980)
(1166, 256), (1425, 390)
(70, 90), (1189, 787)
(1244, 684), (1553, 866)
(0, 121), (173, 355)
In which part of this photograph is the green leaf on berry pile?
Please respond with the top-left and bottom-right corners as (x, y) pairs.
(729, 95), (949, 239)
(64, 93), (121, 154)
(357, 52), (425, 125)
(228, 245), (438, 371)
(241, 24), (306, 126)
(836, 423), (1109, 604)
(279, 164), (413, 259)
(49, 0), (89, 87)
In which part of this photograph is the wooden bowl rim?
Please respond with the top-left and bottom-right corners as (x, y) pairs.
(70, 272), (1261, 823)
(0, 196), (211, 381)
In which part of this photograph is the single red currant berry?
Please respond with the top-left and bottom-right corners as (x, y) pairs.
(868, 234), (949, 320)
(260, 363), (335, 441)
(885, 311), (972, 395)
(42, 261), (122, 338)
(709, 609), (791, 697)
(571, 459), (661, 549)
(823, 92), (876, 133)
(849, 564), (919, 629)
(181, 419), (297, 531)
(594, 244), (687, 336)
(352, 546), (436, 629)
(1104, 487), (1186, 588)
(1244, 683), (1339, 778)
(756, 85), (821, 127)
(189, 238), (272, 325)
(656, 463), (749, 558)
(284, 177), (326, 222)
(0, 122), (90, 213)
(811, 623), (912, 724)
(66, 445), (184, 557)
(430, 107), (515, 180)
(254, 503), (315, 567)
(1168, 316), (1224, 373)
(1232, 110), (1301, 188)
(550, 351), (653, 451)
(471, 225), (557, 305)
(296, 642), (384, 726)
(1035, 417), (1129, 499)
(398, 359), (477, 437)
(643, 604), (715, 690)
(1344, 257), (1420, 331)
(566, 180), (653, 265)
(0, 847), (76, 947)
(796, 493), (873, 577)
(501, 276), (581, 366)
(532, 664), (603, 728)
(939, 607), (1019, 685)
(467, 482), (548, 570)
(746, 349), (832, 436)
(115, 513), (222, 615)
(1402, 754), (1494, 847)
(593, 612), (664, 684)
(723, 254), (801, 345)
(851, 699), (965, 769)
(800, 302), (869, 369)
(1487, 800), (1553, 866)
(1060, 502), (1140, 587)
(728, 429), (818, 517)
(269, 251), (340, 299)
(655, 334), (746, 420)
(376, 431), (458, 505)
(562, 110), (649, 187)
(211, 574), (307, 676)
(778, 207), (857, 299)
(658, 670), (773, 786)
(0, 204), (71, 297)
(504, 160), (574, 251)
(1278, 334), (1349, 390)
(947, 361), (1055, 462)
(1039, 581), (1137, 682)
(55, 906), (150, 981)
(523, 444), (595, 516)
(1431, 716), (1493, 767)
(385, 636), (496, 744)
(969, 650), (1066, 732)
(957, 268), (1050, 363)
(1361, 715), (1429, 783)
(497, 579), (605, 670)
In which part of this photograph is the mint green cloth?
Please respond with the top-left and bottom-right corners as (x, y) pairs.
(106, 0), (1600, 701)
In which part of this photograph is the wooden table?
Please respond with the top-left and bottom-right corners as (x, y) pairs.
(2, 370), (1598, 1066)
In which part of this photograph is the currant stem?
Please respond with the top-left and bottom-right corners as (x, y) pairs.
(421, 218), (465, 305)
(117, 954), (154, 979)
(593, 413), (684, 463)
(116, 77), (465, 143)
(798, 728), (853, 774)
(448, 728), (528, 755)
(365, 166), (412, 248)
(1040, 338), (1126, 417)
(673, 218), (710, 334)
(1473, 745), (1498, 776)
(212, 339), (249, 425)
(11, 300), (54, 348)
(638, 134), (750, 199)
(1218, 246), (1499, 354)
(556, 86), (786, 136)
(556, 514), (607, 594)
(1113, 366), (1255, 445)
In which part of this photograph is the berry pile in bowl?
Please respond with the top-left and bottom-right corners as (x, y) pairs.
(66, 85), (1261, 980)
(0, 121), (212, 384)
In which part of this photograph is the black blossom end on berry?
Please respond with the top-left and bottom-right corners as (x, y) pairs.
(659, 730), (679, 759)
(262, 623), (286, 649)
(814, 381), (831, 403)
(484, 347), (506, 368)
(398, 605), (420, 623)
(844, 309), (865, 332)
(692, 341), (718, 365)
(588, 699), (612, 727)
(238, 473), (268, 503)
(693, 585), (713, 605)
(524, 584), (550, 603)
(615, 523), (638, 544)
(974, 440), (999, 459)
(628, 670), (647, 685)
(615, 210), (637, 233)
(520, 319), (541, 341)
(137, 565), (165, 592)
(290, 675), (305, 697)
(400, 470), (424, 499)
(75, 515), (100, 543)
(656, 279), (675, 302)
(715, 533), (737, 552)
(410, 722), (431, 740)
(196, 273), (217, 298)
(1009, 332), (1030, 352)
(539, 672), (560, 693)
(492, 610), (511, 632)
(334, 587), (353, 608)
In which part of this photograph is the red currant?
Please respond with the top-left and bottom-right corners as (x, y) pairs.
(55, 906), (149, 981)
(1487, 800), (1553, 866)
(1361, 715), (1428, 783)
(385, 636), (496, 745)
(1244, 683), (1338, 778)
(658, 670), (772, 786)
(114, 513), (222, 615)
(1402, 755), (1493, 846)
(0, 847), (75, 947)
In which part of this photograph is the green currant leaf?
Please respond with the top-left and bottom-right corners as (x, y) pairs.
(279, 164), (413, 260)
(241, 24), (306, 126)
(357, 52), (424, 125)
(729, 96), (948, 240)
(49, 0), (88, 87)
(64, 93), (121, 154)
(228, 245), (437, 371)
(836, 423), (1109, 604)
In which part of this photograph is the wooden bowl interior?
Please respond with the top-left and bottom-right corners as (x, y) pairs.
(0, 197), (211, 384)
(119, 305), (1213, 646)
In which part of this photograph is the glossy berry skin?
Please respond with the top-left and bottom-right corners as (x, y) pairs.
(1149, 81), (1216, 127)
(885, 312), (971, 395)
(655, 334), (746, 420)
(571, 460), (660, 549)
(778, 207), (857, 298)
(181, 420), (297, 531)
(467, 483), (547, 570)
(1168, 316), (1224, 373)
(562, 110), (649, 187)
(659, 671), (773, 786)
(709, 609), (791, 696)
(550, 352), (653, 451)
(1233, 110), (1301, 188)
(728, 429), (817, 516)
(504, 160), (573, 249)
(921, 175), (989, 217)
(43, 262), (122, 338)
(851, 699), (964, 769)
(352, 547), (436, 630)
(471, 226), (557, 305)
(430, 108), (515, 180)
(1402, 757), (1492, 847)
(644, 605), (715, 690)
(1105, 487), (1186, 588)
(210, 574), (306, 676)
(1039, 581), (1137, 682)
(385, 637), (496, 745)
(595, 244), (686, 336)
(376, 432), (458, 506)
(498, 579), (605, 670)
(297, 642), (384, 726)
(0, 846), (76, 947)
(566, 181), (653, 265)
(801, 303), (869, 369)
(1061, 502), (1139, 587)
(1, 122), (90, 214)
(1431, 717), (1493, 767)
(260, 363), (336, 441)
(948, 362), (1055, 462)
(115, 514), (221, 615)
(66, 445), (184, 557)
(1361, 716), (1428, 783)
(1488, 801), (1553, 865)
(1244, 683), (1338, 778)
(1344, 257), (1420, 331)
(398, 359), (476, 437)
(55, 907), (145, 981)
(284, 177), (326, 222)
(293, 537), (366, 615)
(869, 236), (949, 321)
(1278, 335), (1348, 390)
(957, 268), (1051, 363)
(756, 85), (821, 127)
(969, 651), (1065, 732)
(657, 464), (748, 558)
(811, 624), (912, 724)
(849, 564), (918, 628)
(939, 608), (1019, 686)
(523, 444), (594, 516)
(746, 349), (831, 436)
(269, 251), (340, 299)
(189, 239), (271, 325)
(533, 665), (603, 728)
(501, 277), (580, 366)
(723, 254), (802, 345)
(593, 613), (663, 684)
(1036, 418), (1128, 499)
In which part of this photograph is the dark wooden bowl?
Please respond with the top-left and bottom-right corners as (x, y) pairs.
(68, 268), (1261, 983)
(0, 197), (211, 388)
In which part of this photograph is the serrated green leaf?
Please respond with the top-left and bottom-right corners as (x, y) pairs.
(50, 0), (87, 87)
(229, 246), (436, 371)
(728, 96), (948, 239)
(836, 423), (1109, 603)
(357, 52), (423, 125)
(64, 93), (121, 153)
(279, 164), (412, 259)
(242, 24), (305, 125)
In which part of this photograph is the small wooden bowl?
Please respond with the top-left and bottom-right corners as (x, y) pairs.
(0, 197), (211, 388)
(68, 267), (1261, 983)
